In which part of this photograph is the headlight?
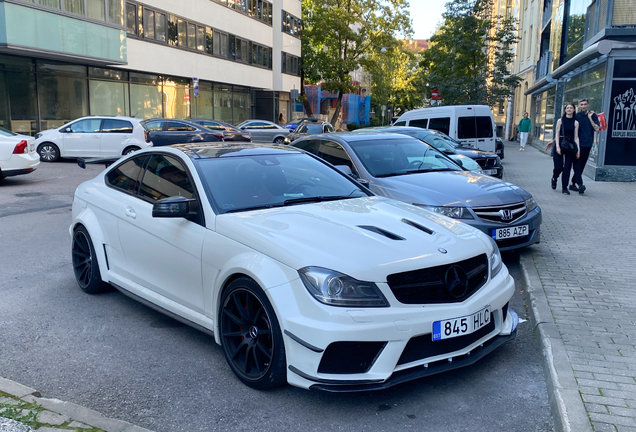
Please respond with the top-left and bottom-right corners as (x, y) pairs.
(414, 204), (473, 219)
(525, 197), (537, 212)
(284, 137), (291, 144)
(298, 267), (389, 307)
(35, 132), (42, 139)
(487, 236), (503, 277)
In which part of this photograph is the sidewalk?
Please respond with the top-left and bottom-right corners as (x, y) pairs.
(0, 377), (153, 432)
(505, 140), (636, 432)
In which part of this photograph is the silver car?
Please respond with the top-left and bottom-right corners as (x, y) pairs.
(292, 132), (542, 251)
(235, 120), (290, 143)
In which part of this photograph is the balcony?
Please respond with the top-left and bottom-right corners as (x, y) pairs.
(542, 0), (552, 30)
(535, 51), (552, 81)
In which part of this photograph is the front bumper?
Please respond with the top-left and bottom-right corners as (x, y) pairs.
(267, 266), (517, 391)
(466, 207), (542, 251)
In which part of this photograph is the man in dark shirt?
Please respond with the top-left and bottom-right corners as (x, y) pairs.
(570, 98), (599, 194)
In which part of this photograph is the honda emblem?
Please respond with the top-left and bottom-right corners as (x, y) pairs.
(499, 209), (513, 221)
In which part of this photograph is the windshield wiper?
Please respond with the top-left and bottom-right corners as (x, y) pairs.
(225, 203), (285, 213)
(407, 168), (456, 173)
(283, 195), (359, 205)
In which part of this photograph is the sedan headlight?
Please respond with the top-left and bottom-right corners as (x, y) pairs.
(488, 236), (503, 278)
(35, 132), (42, 139)
(298, 267), (389, 307)
(525, 197), (537, 212)
(414, 204), (474, 219)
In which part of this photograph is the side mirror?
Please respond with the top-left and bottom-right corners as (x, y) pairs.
(454, 158), (464, 167)
(335, 165), (353, 176)
(63, 127), (72, 133)
(152, 196), (197, 219)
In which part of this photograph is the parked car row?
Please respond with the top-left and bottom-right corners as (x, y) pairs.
(0, 126), (39, 179)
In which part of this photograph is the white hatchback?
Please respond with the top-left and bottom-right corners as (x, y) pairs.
(70, 143), (518, 391)
(35, 116), (151, 162)
(0, 127), (39, 179)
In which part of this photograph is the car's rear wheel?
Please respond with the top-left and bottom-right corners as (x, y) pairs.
(37, 143), (60, 162)
(220, 277), (286, 389)
(274, 137), (285, 144)
(123, 146), (140, 155)
(72, 226), (109, 294)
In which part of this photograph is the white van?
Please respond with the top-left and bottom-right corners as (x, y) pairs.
(394, 105), (497, 152)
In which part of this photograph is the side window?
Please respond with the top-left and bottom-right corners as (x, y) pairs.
(293, 139), (318, 153)
(166, 122), (196, 132)
(409, 118), (428, 128)
(317, 140), (353, 169)
(203, 122), (225, 131)
(298, 125), (308, 133)
(70, 119), (102, 133)
(394, 120), (407, 126)
(428, 117), (451, 135)
(139, 155), (195, 201)
(102, 119), (133, 134)
(144, 121), (163, 132)
(262, 123), (279, 129)
(106, 156), (148, 194)
(457, 117), (477, 139)
(244, 122), (267, 129)
(476, 116), (494, 138)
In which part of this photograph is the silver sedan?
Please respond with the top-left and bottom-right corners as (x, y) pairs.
(235, 120), (290, 143)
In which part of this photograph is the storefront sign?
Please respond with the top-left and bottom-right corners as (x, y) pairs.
(611, 86), (636, 138)
(606, 78), (636, 166)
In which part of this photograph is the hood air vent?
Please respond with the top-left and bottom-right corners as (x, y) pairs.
(358, 225), (405, 241)
(401, 219), (434, 235)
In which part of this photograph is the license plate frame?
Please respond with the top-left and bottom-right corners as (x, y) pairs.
(432, 305), (491, 341)
(483, 169), (497, 175)
(492, 224), (528, 240)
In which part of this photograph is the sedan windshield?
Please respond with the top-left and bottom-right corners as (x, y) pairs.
(349, 138), (462, 178)
(197, 153), (370, 214)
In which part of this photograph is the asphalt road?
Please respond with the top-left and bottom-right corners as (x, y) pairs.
(0, 160), (554, 432)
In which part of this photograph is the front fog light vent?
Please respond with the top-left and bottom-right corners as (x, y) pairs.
(318, 341), (387, 374)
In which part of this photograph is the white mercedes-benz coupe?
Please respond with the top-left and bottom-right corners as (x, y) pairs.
(70, 143), (518, 391)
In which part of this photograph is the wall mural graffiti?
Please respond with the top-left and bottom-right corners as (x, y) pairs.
(612, 88), (636, 138)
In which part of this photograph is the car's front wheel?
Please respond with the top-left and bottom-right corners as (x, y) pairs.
(274, 136), (285, 144)
(122, 146), (140, 155)
(220, 277), (286, 389)
(71, 226), (109, 294)
(37, 143), (60, 162)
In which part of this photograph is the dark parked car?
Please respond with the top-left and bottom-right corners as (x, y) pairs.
(190, 119), (251, 142)
(496, 138), (505, 159)
(355, 127), (504, 178)
(292, 132), (541, 251)
(141, 119), (223, 147)
(284, 119), (335, 143)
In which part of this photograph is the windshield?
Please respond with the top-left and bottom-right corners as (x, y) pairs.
(0, 126), (17, 137)
(349, 138), (462, 178)
(197, 153), (370, 214)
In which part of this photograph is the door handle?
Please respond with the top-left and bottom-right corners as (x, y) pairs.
(478, 139), (485, 142)
(124, 206), (136, 219)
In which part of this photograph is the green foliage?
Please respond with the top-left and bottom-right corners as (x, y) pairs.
(0, 398), (40, 427)
(420, 0), (520, 107)
(302, 0), (412, 124)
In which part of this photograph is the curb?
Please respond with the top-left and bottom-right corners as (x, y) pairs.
(518, 251), (592, 432)
(0, 377), (154, 432)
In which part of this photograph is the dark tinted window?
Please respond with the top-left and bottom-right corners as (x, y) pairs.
(428, 117), (450, 135)
(201, 121), (225, 131)
(476, 116), (493, 138)
(166, 122), (196, 132)
(457, 117), (476, 139)
(106, 156), (148, 194)
(244, 121), (268, 129)
(409, 118), (428, 128)
(305, 124), (324, 134)
(317, 141), (353, 168)
(139, 155), (194, 201)
(293, 139), (318, 152)
(102, 119), (133, 134)
(393, 120), (406, 126)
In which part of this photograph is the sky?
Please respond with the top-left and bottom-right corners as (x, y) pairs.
(408, 0), (448, 40)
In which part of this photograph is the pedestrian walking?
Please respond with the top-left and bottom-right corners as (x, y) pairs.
(569, 98), (600, 194)
(551, 103), (580, 195)
(278, 112), (286, 125)
(518, 112), (531, 151)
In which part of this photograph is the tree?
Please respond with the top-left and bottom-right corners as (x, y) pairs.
(301, 0), (411, 125)
(420, 0), (520, 107)
(365, 42), (425, 122)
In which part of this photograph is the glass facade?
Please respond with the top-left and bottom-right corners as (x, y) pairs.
(564, 63), (606, 111)
(0, 54), (256, 134)
(533, 87), (557, 149)
(565, 0), (592, 63)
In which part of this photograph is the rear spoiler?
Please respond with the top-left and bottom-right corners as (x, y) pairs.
(77, 156), (121, 169)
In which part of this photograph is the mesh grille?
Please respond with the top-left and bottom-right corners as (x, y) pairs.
(386, 254), (488, 304)
(473, 201), (526, 223)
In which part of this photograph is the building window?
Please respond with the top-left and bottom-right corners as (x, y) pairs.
(38, 0), (61, 10)
(178, 19), (186, 47)
(64, 0), (85, 15)
(168, 15), (178, 46)
(125, 3), (136, 34)
(205, 27), (213, 55)
(282, 52), (299, 75)
(187, 22), (196, 49)
(155, 12), (167, 42)
(282, 11), (301, 37)
(87, 0), (106, 21)
(143, 8), (155, 39)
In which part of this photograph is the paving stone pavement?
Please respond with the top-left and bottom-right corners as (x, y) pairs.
(503, 140), (636, 432)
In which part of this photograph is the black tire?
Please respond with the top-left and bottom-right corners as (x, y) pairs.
(123, 146), (140, 155)
(274, 136), (285, 144)
(71, 226), (109, 294)
(220, 277), (286, 390)
(37, 142), (60, 162)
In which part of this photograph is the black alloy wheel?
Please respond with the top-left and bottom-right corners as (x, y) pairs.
(274, 137), (285, 144)
(220, 278), (286, 389)
(38, 143), (60, 162)
(71, 226), (108, 294)
(123, 146), (140, 155)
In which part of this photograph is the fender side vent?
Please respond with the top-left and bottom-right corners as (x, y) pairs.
(401, 218), (434, 235)
(358, 225), (405, 241)
(103, 244), (110, 270)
